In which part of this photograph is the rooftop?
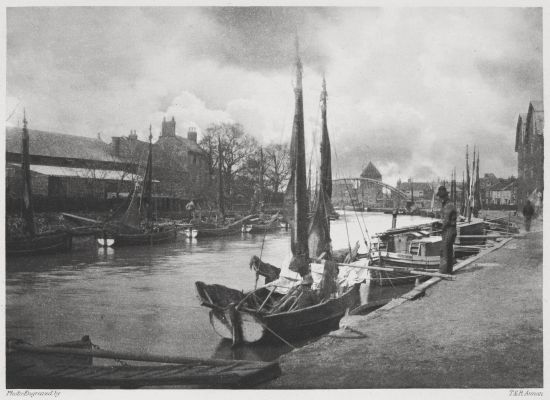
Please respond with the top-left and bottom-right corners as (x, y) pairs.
(6, 126), (124, 163)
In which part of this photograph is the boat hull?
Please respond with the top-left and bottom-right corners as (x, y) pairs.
(6, 231), (72, 256)
(369, 252), (440, 286)
(105, 227), (178, 247)
(195, 226), (243, 238)
(198, 282), (360, 344)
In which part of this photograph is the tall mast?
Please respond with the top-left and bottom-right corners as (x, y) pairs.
(285, 35), (309, 276)
(465, 145), (471, 221)
(142, 124), (154, 225)
(308, 76), (332, 258)
(218, 134), (225, 221)
(259, 146), (264, 212)
(21, 110), (35, 237)
(475, 150), (481, 212)
(320, 75), (332, 201)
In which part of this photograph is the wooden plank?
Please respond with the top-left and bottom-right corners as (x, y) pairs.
(61, 213), (101, 224)
(7, 353), (282, 388)
(319, 260), (454, 280)
(9, 343), (274, 368)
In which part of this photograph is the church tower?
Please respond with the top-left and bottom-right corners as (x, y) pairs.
(161, 116), (176, 137)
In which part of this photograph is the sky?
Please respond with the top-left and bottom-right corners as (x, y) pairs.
(5, 7), (543, 186)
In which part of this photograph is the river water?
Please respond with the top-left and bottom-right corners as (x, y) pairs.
(6, 212), (435, 362)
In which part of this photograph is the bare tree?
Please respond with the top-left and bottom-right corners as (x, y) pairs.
(264, 142), (290, 194)
(200, 123), (259, 209)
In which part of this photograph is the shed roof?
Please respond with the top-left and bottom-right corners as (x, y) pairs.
(6, 126), (124, 163)
(7, 163), (143, 182)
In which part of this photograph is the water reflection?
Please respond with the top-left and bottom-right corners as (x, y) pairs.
(6, 212), (435, 362)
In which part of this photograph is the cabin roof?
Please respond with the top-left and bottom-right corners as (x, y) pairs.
(6, 126), (125, 163)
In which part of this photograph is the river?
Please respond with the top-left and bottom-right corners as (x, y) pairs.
(6, 212), (435, 362)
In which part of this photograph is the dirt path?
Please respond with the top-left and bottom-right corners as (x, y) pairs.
(264, 230), (543, 388)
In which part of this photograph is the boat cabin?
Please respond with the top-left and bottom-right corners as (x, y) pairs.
(374, 231), (441, 256)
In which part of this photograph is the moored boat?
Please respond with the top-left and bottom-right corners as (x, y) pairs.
(99, 126), (177, 247)
(6, 114), (72, 257)
(368, 224), (442, 286)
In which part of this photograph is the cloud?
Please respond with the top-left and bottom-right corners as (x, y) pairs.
(6, 7), (542, 186)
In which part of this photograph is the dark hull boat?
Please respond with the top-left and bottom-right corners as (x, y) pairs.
(103, 226), (178, 247)
(190, 215), (255, 238)
(245, 214), (282, 234)
(6, 231), (73, 257)
(6, 114), (73, 257)
(196, 281), (360, 343)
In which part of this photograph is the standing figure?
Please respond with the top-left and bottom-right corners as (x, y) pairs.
(436, 186), (457, 275)
(522, 200), (535, 232)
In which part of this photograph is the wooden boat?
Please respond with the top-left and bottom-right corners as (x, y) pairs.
(196, 51), (364, 345)
(6, 114), (72, 257)
(190, 215), (255, 238)
(99, 126), (177, 247)
(7, 230), (72, 256)
(368, 224), (442, 286)
(196, 280), (360, 343)
(244, 213), (282, 234)
(7, 336), (280, 389)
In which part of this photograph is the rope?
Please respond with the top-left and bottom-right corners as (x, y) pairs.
(258, 322), (296, 349)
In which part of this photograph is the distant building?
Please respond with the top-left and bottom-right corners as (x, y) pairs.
(397, 180), (437, 208)
(111, 117), (209, 206)
(6, 117), (209, 213)
(359, 162), (383, 206)
(486, 179), (517, 207)
(515, 100), (544, 209)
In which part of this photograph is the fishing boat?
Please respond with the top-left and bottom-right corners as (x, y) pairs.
(367, 223), (442, 286)
(6, 114), (72, 256)
(98, 126), (177, 247)
(196, 47), (364, 345)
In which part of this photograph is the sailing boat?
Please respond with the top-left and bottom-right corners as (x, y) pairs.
(6, 113), (72, 256)
(98, 126), (177, 247)
(195, 46), (363, 345)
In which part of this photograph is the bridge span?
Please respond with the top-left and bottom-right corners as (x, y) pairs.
(332, 177), (409, 200)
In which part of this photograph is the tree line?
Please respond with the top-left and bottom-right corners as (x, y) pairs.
(199, 122), (290, 210)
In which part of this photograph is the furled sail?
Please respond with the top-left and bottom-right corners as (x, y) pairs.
(120, 182), (142, 230)
(284, 39), (309, 276)
(140, 126), (154, 225)
(308, 77), (332, 259)
(21, 112), (35, 237)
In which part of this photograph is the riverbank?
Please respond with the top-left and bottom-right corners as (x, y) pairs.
(264, 219), (543, 388)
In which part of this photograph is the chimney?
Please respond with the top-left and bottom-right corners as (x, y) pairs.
(187, 127), (197, 143)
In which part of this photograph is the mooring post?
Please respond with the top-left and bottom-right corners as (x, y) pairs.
(392, 209), (398, 229)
